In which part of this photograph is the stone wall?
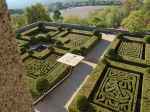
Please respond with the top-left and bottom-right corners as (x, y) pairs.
(16, 21), (150, 36)
(0, 0), (33, 112)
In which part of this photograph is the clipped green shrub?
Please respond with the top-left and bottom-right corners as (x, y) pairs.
(144, 35), (150, 43)
(28, 50), (34, 56)
(20, 47), (27, 54)
(36, 78), (50, 93)
(71, 49), (81, 55)
(38, 23), (46, 31)
(57, 26), (63, 31)
(106, 48), (122, 61)
(16, 33), (21, 39)
(145, 67), (150, 74)
(66, 28), (72, 32)
(106, 49), (116, 58)
(55, 40), (63, 47)
(48, 45), (54, 53)
(30, 89), (40, 99)
(116, 33), (124, 39)
(93, 30), (99, 36)
(76, 95), (89, 112)
(80, 47), (87, 55)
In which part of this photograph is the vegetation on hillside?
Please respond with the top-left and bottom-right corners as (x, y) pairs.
(11, 0), (150, 32)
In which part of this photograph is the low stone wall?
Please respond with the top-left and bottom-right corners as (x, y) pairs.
(16, 21), (150, 36)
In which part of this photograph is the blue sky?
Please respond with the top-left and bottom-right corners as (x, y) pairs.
(6, 0), (65, 9)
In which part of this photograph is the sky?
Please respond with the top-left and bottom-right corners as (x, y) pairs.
(6, 0), (66, 9)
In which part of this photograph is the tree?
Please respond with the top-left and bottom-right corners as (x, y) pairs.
(144, 35), (150, 43)
(36, 78), (50, 93)
(11, 14), (27, 29)
(88, 6), (125, 28)
(25, 3), (51, 24)
(121, 10), (145, 32)
(52, 10), (63, 22)
(0, 0), (33, 111)
(123, 0), (142, 14)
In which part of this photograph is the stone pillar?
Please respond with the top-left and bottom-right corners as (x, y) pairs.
(0, 0), (33, 112)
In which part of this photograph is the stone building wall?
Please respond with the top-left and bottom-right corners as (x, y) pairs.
(0, 0), (33, 112)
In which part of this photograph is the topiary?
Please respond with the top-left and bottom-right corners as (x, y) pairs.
(145, 67), (150, 74)
(36, 78), (50, 93)
(106, 49), (116, 58)
(76, 95), (89, 112)
(101, 57), (108, 64)
(144, 35), (150, 43)
(38, 23), (46, 31)
(28, 50), (34, 56)
(16, 33), (21, 39)
(116, 33), (124, 39)
(71, 49), (81, 55)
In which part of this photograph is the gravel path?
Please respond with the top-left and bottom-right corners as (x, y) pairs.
(34, 35), (115, 112)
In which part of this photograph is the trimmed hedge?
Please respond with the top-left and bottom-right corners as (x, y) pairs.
(144, 35), (150, 43)
(32, 48), (51, 59)
(36, 78), (50, 93)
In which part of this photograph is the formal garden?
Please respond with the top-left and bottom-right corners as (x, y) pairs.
(68, 34), (150, 112)
(16, 23), (101, 100)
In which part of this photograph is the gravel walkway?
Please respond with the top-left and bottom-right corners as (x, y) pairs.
(34, 35), (115, 112)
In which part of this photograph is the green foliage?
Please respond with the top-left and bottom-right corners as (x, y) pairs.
(25, 3), (51, 24)
(116, 33), (124, 39)
(52, 10), (63, 22)
(36, 78), (50, 93)
(16, 33), (21, 39)
(123, 0), (142, 14)
(28, 50), (34, 56)
(88, 6), (125, 28)
(144, 35), (150, 43)
(145, 67), (150, 74)
(76, 95), (89, 112)
(11, 14), (27, 29)
(121, 10), (145, 32)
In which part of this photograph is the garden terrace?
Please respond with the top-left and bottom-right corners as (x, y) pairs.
(106, 35), (150, 66)
(68, 34), (150, 112)
(16, 22), (102, 101)
(68, 56), (150, 112)
(24, 53), (72, 100)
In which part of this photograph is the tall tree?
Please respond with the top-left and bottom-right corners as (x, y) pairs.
(0, 0), (33, 111)
(123, 0), (142, 15)
(25, 3), (51, 24)
(52, 10), (63, 22)
(11, 14), (27, 29)
(121, 10), (145, 32)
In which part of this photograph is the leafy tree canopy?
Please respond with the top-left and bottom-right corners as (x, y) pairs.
(25, 3), (51, 24)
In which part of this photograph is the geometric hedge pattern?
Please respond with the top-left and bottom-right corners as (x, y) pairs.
(92, 67), (141, 112)
(117, 40), (144, 59)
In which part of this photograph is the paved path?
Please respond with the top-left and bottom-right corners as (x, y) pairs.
(81, 60), (97, 68)
(34, 35), (115, 112)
